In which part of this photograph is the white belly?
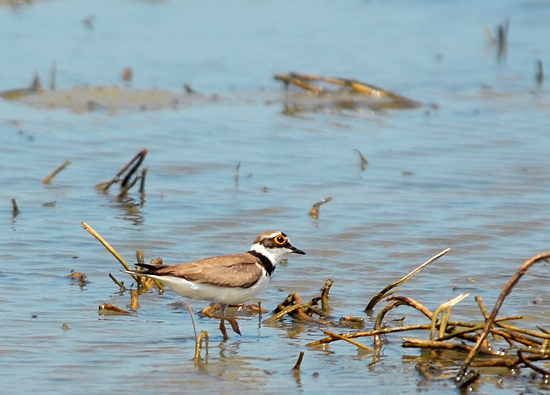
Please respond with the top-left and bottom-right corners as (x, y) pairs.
(145, 273), (271, 305)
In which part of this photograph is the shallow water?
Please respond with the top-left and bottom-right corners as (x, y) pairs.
(2, 0), (550, 394)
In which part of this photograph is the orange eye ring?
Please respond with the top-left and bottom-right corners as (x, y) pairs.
(274, 235), (286, 245)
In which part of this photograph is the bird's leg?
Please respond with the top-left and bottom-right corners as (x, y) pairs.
(203, 303), (241, 339)
(219, 304), (229, 341)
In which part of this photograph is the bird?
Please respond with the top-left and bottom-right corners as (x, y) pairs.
(123, 230), (305, 339)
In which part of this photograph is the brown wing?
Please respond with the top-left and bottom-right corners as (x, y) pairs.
(150, 253), (264, 288)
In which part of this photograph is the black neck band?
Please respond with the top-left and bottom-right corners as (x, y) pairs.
(248, 250), (276, 276)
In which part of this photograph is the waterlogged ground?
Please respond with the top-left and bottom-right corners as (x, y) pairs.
(2, 1), (550, 394)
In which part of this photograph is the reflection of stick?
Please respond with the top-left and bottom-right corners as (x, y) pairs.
(365, 248), (450, 313)
(235, 162), (241, 186)
(456, 251), (550, 384)
(323, 330), (374, 351)
(43, 160), (71, 184)
(194, 330), (209, 365)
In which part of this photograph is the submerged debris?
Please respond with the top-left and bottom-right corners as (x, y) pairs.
(98, 303), (131, 316)
(309, 196), (333, 219)
(69, 270), (87, 287)
(275, 72), (421, 114)
(0, 73), (43, 100)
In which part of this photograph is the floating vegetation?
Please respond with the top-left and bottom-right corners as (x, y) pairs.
(69, 269), (87, 287)
(98, 303), (131, 316)
(274, 72), (421, 114)
(309, 196), (333, 219)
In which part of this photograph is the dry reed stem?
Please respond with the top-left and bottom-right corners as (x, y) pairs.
(477, 296), (549, 342)
(306, 324), (433, 347)
(436, 316), (523, 342)
(365, 248), (450, 313)
(194, 330), (209, 366)
(430, 293), (469, 341)
(320, 279), (333, 312)
(518, 351), (550, 376)
(81, 221), (138, 282)
(456, 251), (550, 384)
(130, 290), (139, 310)
(11, 198), (20, 216)
(309, 197), (333, 219)
(374, 299), (410, 350)
(139, 167), (147, 194)
(322, 330), (374, 351)
(42, 160), (71, 184)
(292, 351), (305, 370)
(98, 148), (148, 191)
(402, 338), (502, 357)
(108, 273), (127, 292)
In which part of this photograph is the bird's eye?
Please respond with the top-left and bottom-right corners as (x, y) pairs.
(274, 235), (286, 245)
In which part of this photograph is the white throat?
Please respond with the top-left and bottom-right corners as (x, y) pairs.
(250, 243), (288, 266)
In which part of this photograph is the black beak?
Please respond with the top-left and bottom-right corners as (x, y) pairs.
(290, 245), (306, 255)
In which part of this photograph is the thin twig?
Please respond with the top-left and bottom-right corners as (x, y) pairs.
(354, 149), (369, 171)
(456, 251), (550, 384)
(518, 351), (550, 376)
(139, 167), (148, 194)
(430, 293), (469, 341)
(365, 248), (450, 313)
(98, 148), (148, 191)
(323, 330), (374, 351)
(292, 351), (305, 370)
(306, 324), (433, 347)
(187, 302), (198, 340)
(108, 273), (127, 292)
(42, 160), (71, 184)
(81, 221), (137, 281)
